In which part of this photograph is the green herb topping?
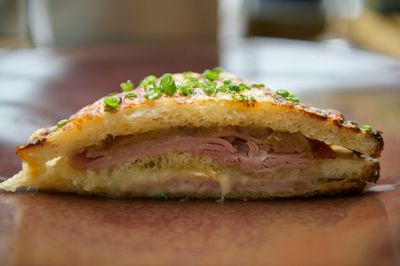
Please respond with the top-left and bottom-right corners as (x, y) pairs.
(177, 84), (194, 96)
(252, 83), (265, 88)
(104, 96), (121, 112)
(107, 68), (289, 105)
(201, 80), (217, 96)
(228, 84), (240, 92)
(223, 79), (232, 85)
(360, 124), (373, 132)
(217, 85), (230, 93)
(144, 87), (162, 100)
(286, 96), (300, 103)
(57, 118), (69, 127)
(152, 193), (169, 201)
(212, 66), (224, 73)
(140, 75), (157, 89)
(232, 93), (255, 102)
(276, 89), (290, 98)
(203, 69), (219, 81)
(160, 73), (177, 96)
(276, 89), (300, 103)
(125, 92), (138, 98)
(188, 77), (201, 87)
(120, 80), (134, 92)
(238, 83), (249, 91)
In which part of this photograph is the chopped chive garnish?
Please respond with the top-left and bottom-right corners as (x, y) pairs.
(104, 96), (121, 112)
(177, 84), (194, 96)
(203, 69), (219, 81)
(125, 92), (138, 98)
(232, 93), (255, 102)
(202, 86), (217, 96)
(212, 66), (224, 73)
(217, 85), (230, 93)
(140, 75), (157, 89)
(107, 92), (118, 96)
(217, 82), (250, 94)
(189, 79), (201, 88)
(228, 84), (240, 92)
(152, 193), (169, 201)
(205, 79), (217, 86)
(160, 73), (177, 96)
(276, 89), (290, 98)
(223, 79), (232, 85)
(286, 96), (300, 103)
(144, 87), (162, 100)
(57, 118), (69, 127)
(252, 83), (265, 88)
(238, 83), (249, 91)
(276, 89), (300, 103)
(360, 124), (373, 132)
(232, 93), (244, 101)
(201, 81), (217, 96)
(120, 80), (134, 92)
(127, 70), (267, 101)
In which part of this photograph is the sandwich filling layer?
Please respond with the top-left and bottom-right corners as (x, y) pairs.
(69, 127), (337, 172)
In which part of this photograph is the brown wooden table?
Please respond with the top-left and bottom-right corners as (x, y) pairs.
(0, 43), (399, 266)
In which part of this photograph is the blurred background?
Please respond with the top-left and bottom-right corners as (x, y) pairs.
(0, 0), (399, 178)
(1, 0), (400, 90)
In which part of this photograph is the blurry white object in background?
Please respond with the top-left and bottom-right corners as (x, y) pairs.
(322, 0), (364, 41)
(218, 0), (247, 41)
(218, 0), (400, 94)
(323, 0), (364, 21)
(28, 0), (54, 47)
(220, 37), (400, 94)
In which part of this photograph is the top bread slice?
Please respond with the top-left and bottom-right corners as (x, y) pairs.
(16, 71), (383, 176)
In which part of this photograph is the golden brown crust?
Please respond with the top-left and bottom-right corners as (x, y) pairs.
(18, 72), (383, 159)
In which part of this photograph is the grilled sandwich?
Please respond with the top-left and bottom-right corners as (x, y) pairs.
(0, 69), (383, 199)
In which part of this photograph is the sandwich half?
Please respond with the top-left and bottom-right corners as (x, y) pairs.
(0, 69), (383, 199)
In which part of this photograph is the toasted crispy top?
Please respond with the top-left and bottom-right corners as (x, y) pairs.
(17, 71), (383, 169)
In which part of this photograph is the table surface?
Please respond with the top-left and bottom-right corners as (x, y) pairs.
(0, 41), (399, 266)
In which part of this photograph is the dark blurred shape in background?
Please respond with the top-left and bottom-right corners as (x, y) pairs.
(1, 0), (400, 57)
(220, 0), (400, 59)
(0, 0), (217, 48)
(30, 0), (217, 47)
(0, 0), (399, 107)
(0, 0), (29, 49)
(0, 0), (399, 95)
(0, 0), (399, 92)
(246, 0), (326, 40)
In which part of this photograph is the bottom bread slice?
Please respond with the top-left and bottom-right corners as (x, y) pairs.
(0, 148), (379, 199)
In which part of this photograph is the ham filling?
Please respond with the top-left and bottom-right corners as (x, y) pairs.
(69, 128), (336, 172)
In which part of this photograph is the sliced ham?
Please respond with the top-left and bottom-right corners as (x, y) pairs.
(309, 139), (337, 159)
(69, 128), (336, 172)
